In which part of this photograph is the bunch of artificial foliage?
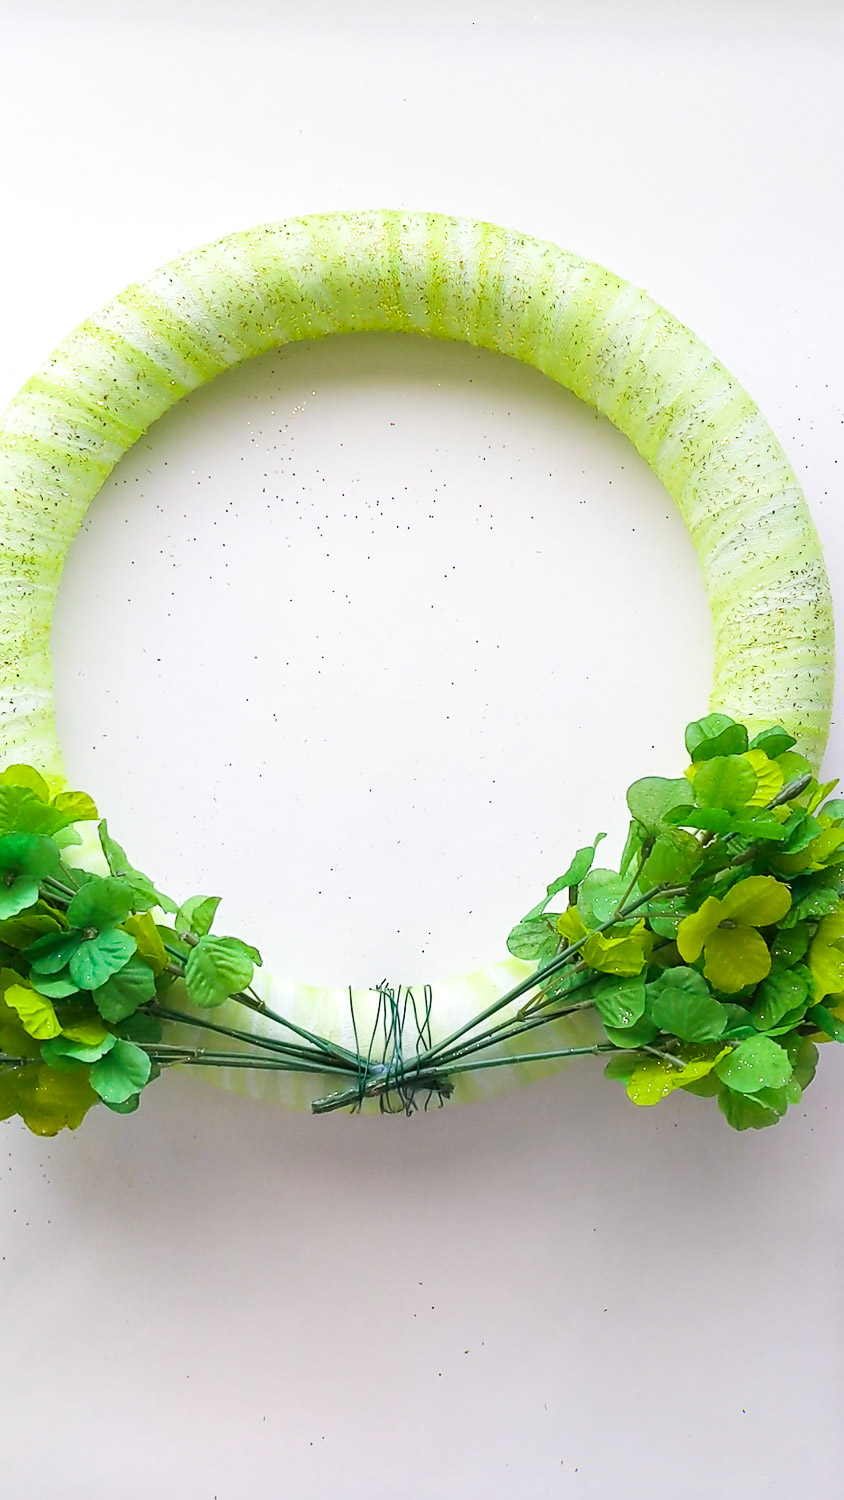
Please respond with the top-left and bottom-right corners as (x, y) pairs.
(0, 712), (841, 1135)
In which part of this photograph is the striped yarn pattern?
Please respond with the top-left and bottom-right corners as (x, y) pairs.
(0, 211), (832, 1107)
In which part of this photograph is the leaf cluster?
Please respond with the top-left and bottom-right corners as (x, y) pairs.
(0, 765), (262, 1135)
(508, 713), (844, 1131)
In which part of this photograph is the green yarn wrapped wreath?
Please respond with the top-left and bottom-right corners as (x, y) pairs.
(0, 210), (837, 1135)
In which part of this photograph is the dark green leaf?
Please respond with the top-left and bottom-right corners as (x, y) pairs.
(646, 967), (728, 1042)
(779, 811), (822, 853)
(619, 820), (646, 878)
(603, 1054), (638, 1082)
(770, 923), (810, 970)
(92, 957), (157, 1022)
(602, 1015), (659, 1048)
(750, 968), (810, 1031)
(102, 1093), (141, 1115)
(0, 832), (61, 880)
(781, 882), (841, 926)
(807, 1004), (844, 1042)
(41, 1033), (115, 1064)
(592, 975), (646, 1030)
(784, 1036), (819, 1090)
(29, 971), (79, 999)
(97, 821), (177, 913)
(718, 1085), (782, 1131)
(68, 929), (136, 990)
(26, 932), (83, 975)
(67, 877), (137, 931)
(685, 714), (748, 762)
(0, 878), (40, 921)
(115, 1011), (162, 1043)
(748, 727), (797, 759)
(89, 1038), (151, 1104)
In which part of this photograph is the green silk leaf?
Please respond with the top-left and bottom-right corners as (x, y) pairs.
(715, 1036), (793, 1094)
(625, 777), (693, 834)
(685, 714), (748, 762)
(68, 929), (136, 990)
(89, 1038), (151, 1104)
(702, 927), (772, 993)
(693, 755), (757, 812)
(646, 968), (728, 1042)
(67, 876), (137, 931)
(4, 982), (61, 1039)
(185, 936), (255, 1009)
(592, 975), (646, 1030)
(92, 957), (157, 1022)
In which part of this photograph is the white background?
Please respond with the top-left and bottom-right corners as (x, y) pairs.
(1, 3), (844, 1497)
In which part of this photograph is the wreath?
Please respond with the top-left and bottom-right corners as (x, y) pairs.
(0, 211), (837, 1136)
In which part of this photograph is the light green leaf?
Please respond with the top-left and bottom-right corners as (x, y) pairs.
(719, 875), (791, 928)
(4, 982), (61, 1039)
(0, 765), (50, 799)
(506, 914), (559, 963)
(640, 829), (702, 886)
(646, 968), (728, 1041)
(625, 777), (693, 835)
(545, 838), (606, 899)
(677, 896), (724, 964)
(715, 1035), (792, 1094)
(693, 755), (757, 812)
(50, 790), (98, 825)
(89, 1038), (151, 1104)
(702, 926), (772, 993)
(626, 1047), (730, 1106)
(577, 870), (628, 927)
(175, 895), (221, 940)
(7, 1063), (98, 1135)
(184, 936), (255, 1009)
